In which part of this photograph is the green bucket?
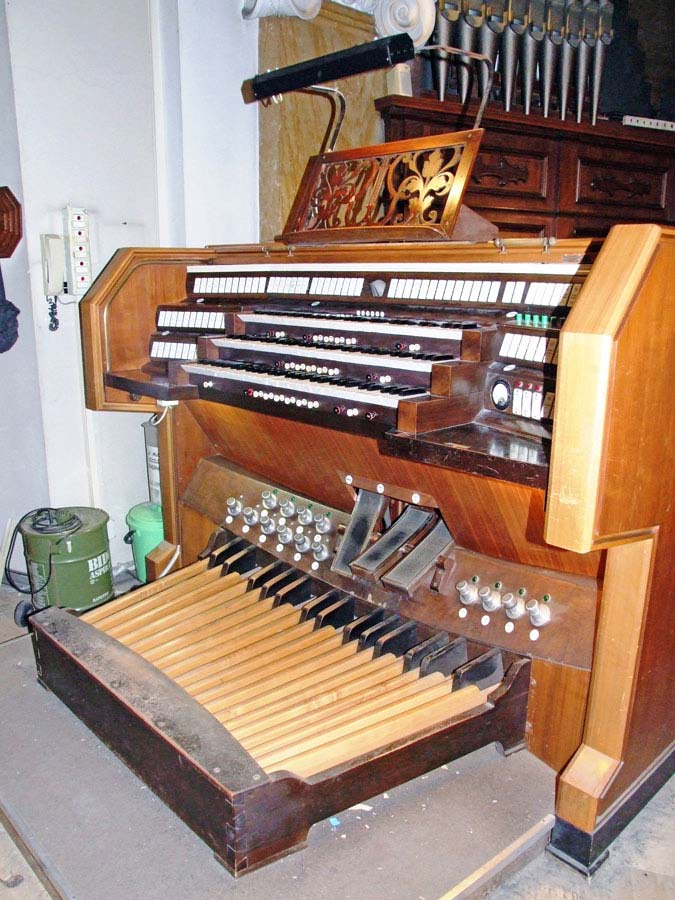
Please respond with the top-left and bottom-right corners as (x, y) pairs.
(125, 503), (164, 583)
(19, 507), (114, 611)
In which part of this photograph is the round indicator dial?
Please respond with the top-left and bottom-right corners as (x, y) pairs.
(490, 379), (511, 411)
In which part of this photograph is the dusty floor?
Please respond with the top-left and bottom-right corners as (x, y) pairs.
(0, 583), (672, 900)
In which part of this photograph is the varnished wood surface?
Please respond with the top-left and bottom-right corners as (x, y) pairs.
(376, 96), (675, 239)
(182, 398), (601, 577)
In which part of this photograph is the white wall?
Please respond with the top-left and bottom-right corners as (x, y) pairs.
(0, 1), (49, 570)
(176, 0), (259, 245)
(4, 0), (259, 571)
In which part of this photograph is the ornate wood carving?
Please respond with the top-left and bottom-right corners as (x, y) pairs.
(0, 187), (22, 258)
(281, 129), (484, 243)
(589, 174), (651, 200)
(472, 156), (529, 187)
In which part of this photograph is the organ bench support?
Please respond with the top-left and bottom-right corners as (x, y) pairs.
(30, 224), (675, 877)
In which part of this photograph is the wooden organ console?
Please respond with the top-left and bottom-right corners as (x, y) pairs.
(28, 224), (675, 878)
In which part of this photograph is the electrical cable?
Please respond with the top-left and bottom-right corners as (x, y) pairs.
(3, 508), (82, 601)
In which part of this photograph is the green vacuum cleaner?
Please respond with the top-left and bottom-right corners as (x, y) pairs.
(8, 506), (114, 627)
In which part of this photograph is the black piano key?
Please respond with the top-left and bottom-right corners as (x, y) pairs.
(342, 608), (386, 643)
(373, 621), (418, 658)
(358, 615), (402, 650)
(300, 590), (343, 622)
(451, 648), (505, 692)
(419, 636), (468, 677)
(247, 560), (289, 590)
(403, 632), (450, 671)
(273, 576), (314, 607)
(313, 595), (356, 630)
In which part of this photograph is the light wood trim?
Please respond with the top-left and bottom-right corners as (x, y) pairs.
(174, 619), (318, 687)
(221, 655), (404, 732)
(91, 567), (229, 634)
(158, 406), (180, 547)
(265, 685), (486, 778)
(248, 670), (446, 757)
(162, 605), (303, 679)
(104, 572), (243, 639)
(223, 646), (381, 722)
(82, 557), (211, 624)
(187, 625), (339, 697)
(544, 333), (614, 551)
(556, 536), (655, 832)
(545, 225), (663, 552)
(200, 640), (361, 709)
(256, 677), (455, 769)
(126, 587), (266, 654)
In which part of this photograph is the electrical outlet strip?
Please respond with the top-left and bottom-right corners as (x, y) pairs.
(63, 205), (92, 297)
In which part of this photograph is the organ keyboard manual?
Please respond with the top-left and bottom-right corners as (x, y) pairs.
(27, 124), (675, 883)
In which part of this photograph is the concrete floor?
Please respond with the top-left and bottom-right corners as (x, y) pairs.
(0, 584), (672, 900)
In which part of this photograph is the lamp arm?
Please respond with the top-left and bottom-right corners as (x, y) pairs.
(420, 45), (494, 129)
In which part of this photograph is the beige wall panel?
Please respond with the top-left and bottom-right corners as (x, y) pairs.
(259, 7), (385, 241)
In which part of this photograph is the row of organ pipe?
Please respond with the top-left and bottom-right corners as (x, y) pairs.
(433, 0), (614, 123)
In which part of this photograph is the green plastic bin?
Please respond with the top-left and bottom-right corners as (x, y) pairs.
(125, 503), (164, 583)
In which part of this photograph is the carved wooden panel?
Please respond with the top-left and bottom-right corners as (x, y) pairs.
(0, 186), (22, 258)
(469, 142), (552, 205)
(573, 155), (669, 216)
(282, 129), (482, 244)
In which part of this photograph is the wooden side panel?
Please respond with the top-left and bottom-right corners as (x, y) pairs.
(258, 6), (384, 242)
(526, 659), (590, 774)
(545, 224), (666, 552)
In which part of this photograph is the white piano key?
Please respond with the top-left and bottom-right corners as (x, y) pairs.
(499, 333), (516, 357)
(533, 337), (547, 362)
(524, 336), (539, 361)
(513, 333), (527, 357)
(502, 282), (516, 304)
(157, 310), (168, 327)
(211, 337), (441, 372)
(410, 279), (422, 299)
(402, 280), (414, 299)
(460, 281), (473, 302)
(419, 279), (431, 299)
(182, 362), (422, 409)
(168, 311), (179, 328)
(188, 311), (198, 328)
(469, 281), (482, 303)
(488, 282), (500, 303)
(238, 312), (462, 341)
(442, 280), (455, 301)
(512, 282), (526, 304)
(215, 312), (226, 329)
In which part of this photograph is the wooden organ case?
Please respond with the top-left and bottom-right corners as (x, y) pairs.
(28, 222), (675, 878)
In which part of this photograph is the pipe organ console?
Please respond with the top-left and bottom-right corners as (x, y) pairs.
(29, 224), (675, 879)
